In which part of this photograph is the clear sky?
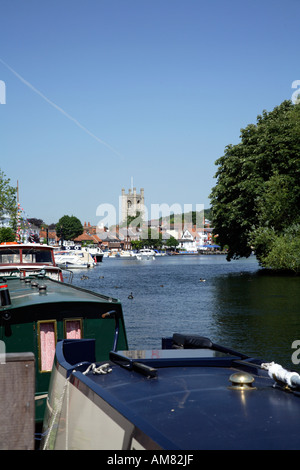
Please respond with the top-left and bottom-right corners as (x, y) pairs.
(1, 0), (299, 227)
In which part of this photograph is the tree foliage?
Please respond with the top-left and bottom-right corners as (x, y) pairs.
(210, 100), (300, 272)
(56, 215), (83, 241)
(0, 170), (17, 230)
(165, 236), (179, 249)
(27, 218), (44, 228)
(0, 227), (16, 243)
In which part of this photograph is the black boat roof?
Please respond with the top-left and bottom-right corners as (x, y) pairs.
(57, 338), (300, 450)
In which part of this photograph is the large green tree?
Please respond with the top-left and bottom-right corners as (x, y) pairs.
(210, 100), (300, 272)
(56, 215), (83, 241)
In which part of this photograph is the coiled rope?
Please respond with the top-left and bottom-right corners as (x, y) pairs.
(82, 362), (112, 375)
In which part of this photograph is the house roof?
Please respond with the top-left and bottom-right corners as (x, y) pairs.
(98, 231), (120, 242)
(73, 232), (102, 243)
(39, 230), (59, 241)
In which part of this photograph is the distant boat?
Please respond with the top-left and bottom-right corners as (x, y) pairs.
(118, 250), (137, 259)
(154, 250), (166, 257)
(54, 248), (96, 269)
(81, 246), (104, 263)
(136, 249), (155, 260)
(105, 250), (119, 258)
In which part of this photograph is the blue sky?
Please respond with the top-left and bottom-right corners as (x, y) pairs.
(1, 0), (299, 227)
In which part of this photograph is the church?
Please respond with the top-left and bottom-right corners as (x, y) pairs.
(120, 187), (145, 223)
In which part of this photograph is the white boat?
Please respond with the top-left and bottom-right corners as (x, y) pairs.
(154, 250), (167, 257)
(136, 248), (155, 260)
(118, 250), (137, 259)
(102, 251), (120, 258)
(81, 246), (104, 263)
(54, 249), (96, 269)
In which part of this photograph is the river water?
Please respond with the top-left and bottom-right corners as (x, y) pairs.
(70, 254), (300, 372)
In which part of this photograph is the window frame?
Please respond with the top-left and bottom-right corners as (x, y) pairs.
(64, 318), (83, 340)
(37, 319), (57, 373)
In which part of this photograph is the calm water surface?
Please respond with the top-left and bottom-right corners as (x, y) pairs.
(70, 254), (300, 371)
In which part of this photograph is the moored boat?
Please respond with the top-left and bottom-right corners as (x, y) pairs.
(118, 250), (137, 259)
(54, 248), (96, 269)
(41, 331), (300, 450)
(0, 242), (63, 281)
(136, 248), (155, 260)
(81, 246), (104, 263)
(154, 250), (166, 257)
(0, 267), (128, 425)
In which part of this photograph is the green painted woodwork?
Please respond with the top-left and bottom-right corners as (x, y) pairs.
(0, 275), (128, 423)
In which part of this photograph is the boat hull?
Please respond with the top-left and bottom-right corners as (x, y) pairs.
(0, 276), (128, 424)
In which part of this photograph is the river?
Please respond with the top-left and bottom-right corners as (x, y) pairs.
(70, 254), (300, 372)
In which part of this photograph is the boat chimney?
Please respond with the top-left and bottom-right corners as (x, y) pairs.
(0, 283), (11, 307)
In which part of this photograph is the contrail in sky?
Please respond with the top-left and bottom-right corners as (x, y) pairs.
(0, 58), (123, 159)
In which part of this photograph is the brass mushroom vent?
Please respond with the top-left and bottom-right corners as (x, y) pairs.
(229, 372), (256, 390)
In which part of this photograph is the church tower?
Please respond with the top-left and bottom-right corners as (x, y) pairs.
(121, 187), (145, 224)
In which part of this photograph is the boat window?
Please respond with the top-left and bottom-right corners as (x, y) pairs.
(0, 249), (20, 264)
(22, 249), (53, 264)
(37, 320), (57, 372)
(64, 319), (82, 339)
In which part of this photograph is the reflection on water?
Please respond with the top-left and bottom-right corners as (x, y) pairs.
(211, 272), (300, 370)
(71, 254), (300, 372)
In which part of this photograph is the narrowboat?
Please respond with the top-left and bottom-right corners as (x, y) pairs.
(42, 331), (300, 450)
(0, 243), (128, 424)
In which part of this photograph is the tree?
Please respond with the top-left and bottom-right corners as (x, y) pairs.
(261, 225), (300, 272)
(0, 170), (17, 230)
(27, 218), (44, 228)
(210, 100), (300, 271)
(140, 227), (163, 249)
(131, 239), (143, 251)
(0, 227), (16, 243)
(56, 215), (83, 241)
(165, 236), (179, 250)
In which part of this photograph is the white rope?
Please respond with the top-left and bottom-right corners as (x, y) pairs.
(42, 363), (112, 449)
(261, 361), (300, 388)
(82, 362), (112, 375)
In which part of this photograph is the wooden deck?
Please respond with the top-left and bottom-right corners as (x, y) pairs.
(0, 352), (35, 450)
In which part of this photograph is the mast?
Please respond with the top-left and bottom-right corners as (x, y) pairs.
(16, 180), (21, 242)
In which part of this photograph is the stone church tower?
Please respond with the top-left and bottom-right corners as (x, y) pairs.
(121, 187), (145, 223)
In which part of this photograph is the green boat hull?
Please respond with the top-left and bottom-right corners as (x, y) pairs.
(0, 275), (128, 423)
